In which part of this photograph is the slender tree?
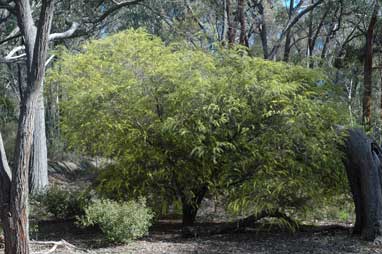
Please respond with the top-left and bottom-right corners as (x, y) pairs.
(363, 0), (379, 126)
(226, 0), (236, 45)
(283, 0), (294, 62)
(238, 0), (248, 46)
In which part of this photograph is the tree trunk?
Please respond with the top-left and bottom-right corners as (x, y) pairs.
(283, 0), (294, 62)
(221, 0), (228, 42)
(0, 1), (55, 253)
(182, 203), (198, 227)
(0, 133), (13, 253)
(226, 0), (236, 45)
(257, 1), (268, 59)
(181, 186), (208, 226)
(363, 0), (379, 126)
(306, 1), (315, 68)
(8, 91), (40, 254)
(380, 67), (382, 123)
(343, 129), (382, 240)
(237, 0), (248, 46)
(29, 85), (48, 194)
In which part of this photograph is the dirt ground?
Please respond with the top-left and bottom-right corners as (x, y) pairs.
(0, 163), (377, 254)
(12, 220), (382, 254)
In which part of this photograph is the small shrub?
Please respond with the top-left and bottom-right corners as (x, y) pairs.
(34, 186), (92, 219)
(29, 222), (39, 240)
(79, 198), (154, 243)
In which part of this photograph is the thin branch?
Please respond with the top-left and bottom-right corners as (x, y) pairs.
(93, 0), (144, 24)
(0, 1), (16, 14)
(185, 0), (206, 32)
(0, 33), (22, 46)
(5, 45), (24, 59)
(48, 22), (79, 41)
(45, 54), (55, 67)
(268, 0), (323, 59)
(2, 45), (26, 63)
(0, 22), (78, 64)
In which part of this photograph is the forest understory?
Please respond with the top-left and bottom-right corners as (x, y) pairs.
(0, 162), (375, 254)
(1, 0), (382, 253)
(1, 215), (379, 254)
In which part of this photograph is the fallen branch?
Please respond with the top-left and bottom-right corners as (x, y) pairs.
(31, 239), (89, 254)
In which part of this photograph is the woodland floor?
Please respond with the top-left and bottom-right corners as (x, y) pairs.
(13, 219), (382, 254)
(1, 160), (381, 254)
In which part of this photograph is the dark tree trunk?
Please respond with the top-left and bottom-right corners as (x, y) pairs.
(306, 0), (314, 66)
(182, 203), (198, 227)
(238, 0), (248, 46)
(380, 67), (382, 123)
(226, 0), (236, 45)
(181, 186), (208, 226)
(283, 0), (294, 62)
(343, 129), (382, 240)
(0, 134), (13, 252)
(363, 0), (379, 126)
(257, 1), (268, 59)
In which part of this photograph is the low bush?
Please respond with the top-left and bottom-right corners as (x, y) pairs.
(79, 198), (154, 243)
(34, 186), (92, 220)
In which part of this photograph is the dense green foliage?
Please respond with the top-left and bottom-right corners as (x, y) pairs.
(0, 95), (15, 124)
(33, 186), (91, 219)
(49, 29), (348, 218)
(80, 198), (153, 243)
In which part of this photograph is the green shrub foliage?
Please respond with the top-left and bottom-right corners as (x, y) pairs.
(34, 186), (91, 219)
(48, 29), (348, 216)
(80, 198), (153, 243)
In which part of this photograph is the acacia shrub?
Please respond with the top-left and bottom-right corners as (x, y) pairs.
(48, 29), (348, 224)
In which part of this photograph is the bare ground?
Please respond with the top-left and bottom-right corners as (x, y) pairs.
(15, 220), (382, 254)
(1, 162), (377, 254)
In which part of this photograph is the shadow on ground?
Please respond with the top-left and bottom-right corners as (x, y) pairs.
(28, 219), (382, 254)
